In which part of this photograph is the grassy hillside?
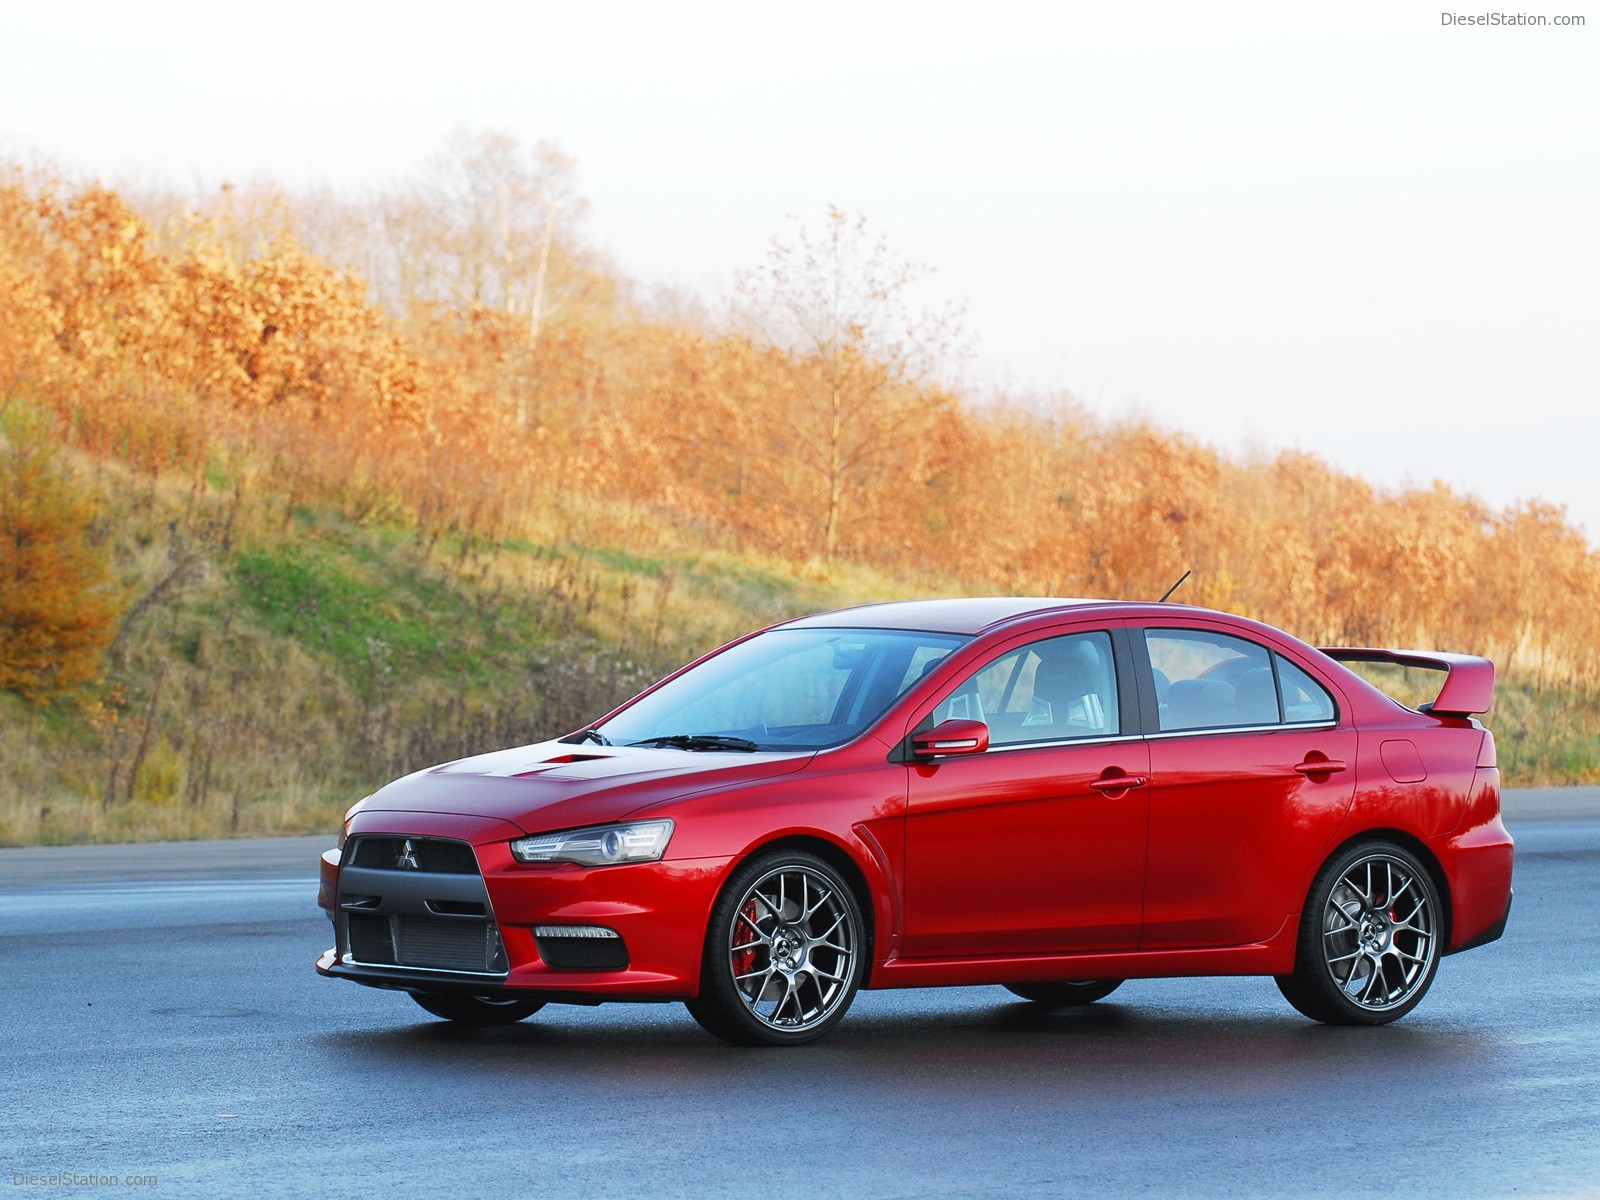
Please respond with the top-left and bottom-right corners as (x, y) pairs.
(2, 453), (1594, 847)
(0, 459), (930, 844)
(2, 159), (1597, 846)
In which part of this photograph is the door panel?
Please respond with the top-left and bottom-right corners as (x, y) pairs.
(901, 625), (1150, 958)
(904, 740), (1151, 957)
(1141, 730), (1355, 948)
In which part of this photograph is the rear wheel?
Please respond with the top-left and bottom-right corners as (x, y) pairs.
(1004, 980), (1123, 1006)
(409, 991), (546, 1026)
(686, 850), (866, 1046)
(1276, 841), (1442, 1025)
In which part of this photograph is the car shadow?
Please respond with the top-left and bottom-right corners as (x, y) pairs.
(317, 989), (1493, 1098)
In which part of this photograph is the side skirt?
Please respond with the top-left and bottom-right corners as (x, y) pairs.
(866, 924), (1299, 989)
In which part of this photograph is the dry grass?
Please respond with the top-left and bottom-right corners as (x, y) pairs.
(2, 164), (1596, 844)
(3, 461), (1592, 846)
(0, 461), (963, 845)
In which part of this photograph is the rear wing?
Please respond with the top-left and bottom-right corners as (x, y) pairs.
(1320, 648), (1495, 717)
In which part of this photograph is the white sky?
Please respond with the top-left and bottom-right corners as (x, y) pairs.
(4, 0), (1597, 541)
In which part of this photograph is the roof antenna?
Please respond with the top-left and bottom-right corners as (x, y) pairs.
(1157, 570), (1191, 604)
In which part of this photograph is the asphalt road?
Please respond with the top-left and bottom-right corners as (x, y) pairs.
(2, 791), (1597, 1199)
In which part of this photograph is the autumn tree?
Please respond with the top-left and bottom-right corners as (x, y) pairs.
(0, 169), (65, 397)
(735, 207), (963, 562)
(3, 157), (1598, 689)
(370, 133), (600, 332)
(0, 412), (123, 701)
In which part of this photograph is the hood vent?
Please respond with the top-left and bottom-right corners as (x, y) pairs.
(512, 753), (611, 777)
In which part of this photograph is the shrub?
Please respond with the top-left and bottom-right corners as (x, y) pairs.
(0, 411), (123, 701)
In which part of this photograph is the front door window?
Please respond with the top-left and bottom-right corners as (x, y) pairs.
(929, 630), (1120, 746)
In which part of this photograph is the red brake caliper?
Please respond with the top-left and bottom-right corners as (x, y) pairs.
(733, 900), (762, 987)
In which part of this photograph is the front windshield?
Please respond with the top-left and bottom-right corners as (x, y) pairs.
(598, 627), (969, 751)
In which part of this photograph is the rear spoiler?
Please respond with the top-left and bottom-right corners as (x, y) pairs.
(1319, 648), (1495, 717)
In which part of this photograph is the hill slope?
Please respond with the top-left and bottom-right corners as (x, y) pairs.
(0, 459), (934, 844)
(2, 160), (1597, 845)
(2, 455), (1594, 847)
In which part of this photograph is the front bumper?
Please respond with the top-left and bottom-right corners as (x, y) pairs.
(313, 948), (668, 1003)
(317, 823), (731, 1000)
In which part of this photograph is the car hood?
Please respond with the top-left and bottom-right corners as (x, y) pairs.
(353, 740), (814, 836)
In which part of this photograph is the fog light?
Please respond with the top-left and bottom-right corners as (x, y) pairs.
(533, 925), (620, 939)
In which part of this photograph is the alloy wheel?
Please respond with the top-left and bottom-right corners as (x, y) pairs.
(727, 865), (858, 1033)
(1320, 853), (1437, 1012)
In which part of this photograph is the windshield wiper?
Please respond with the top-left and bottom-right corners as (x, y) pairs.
(628, 734), (760, 752)
(561, 728), (612, 746)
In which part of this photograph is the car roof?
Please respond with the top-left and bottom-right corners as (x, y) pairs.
(781, 597), (1215, 636)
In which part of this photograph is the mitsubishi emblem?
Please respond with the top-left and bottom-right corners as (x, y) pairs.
(395, 839), (420, 870)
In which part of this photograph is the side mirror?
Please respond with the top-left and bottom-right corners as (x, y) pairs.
(911, 718), (990, 759)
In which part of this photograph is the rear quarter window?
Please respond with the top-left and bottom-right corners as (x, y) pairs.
(1277, 656), (1336, 723)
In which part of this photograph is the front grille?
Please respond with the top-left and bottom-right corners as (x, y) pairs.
(337, 836), (507, 976)
(399, 916), (500, 972)
(347, 912), (505, 973)
(349, 837), (478, 874)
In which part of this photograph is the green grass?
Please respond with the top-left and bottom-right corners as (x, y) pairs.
(576, 543), (669, 579)
(234, 543), (485, 694)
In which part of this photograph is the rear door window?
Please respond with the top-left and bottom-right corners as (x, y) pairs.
(1143, 629), (1279, 732)
(1143, 630), (1339, 732)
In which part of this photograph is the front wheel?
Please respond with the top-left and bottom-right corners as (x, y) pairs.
(1275, 841), (1442, 1025)
(1004, 980), (1123, 1006)
(409, 991), (546, 1026)
(686, 850), (867, 1046)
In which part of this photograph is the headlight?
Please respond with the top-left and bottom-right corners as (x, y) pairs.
(510, 820), (674, 867)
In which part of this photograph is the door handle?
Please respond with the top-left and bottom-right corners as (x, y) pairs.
(1089, 775), (1147, 793)
(1294, 758), (1347, 776)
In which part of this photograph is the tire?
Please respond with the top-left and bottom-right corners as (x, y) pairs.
(1275, 840), (1442, 1026)
(686, 849), (867, 1046)
(1004, 980), (1123, 1006)
(409, 991), (546, 1026)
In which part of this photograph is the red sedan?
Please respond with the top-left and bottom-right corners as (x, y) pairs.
(316, 598), (1514, 1045)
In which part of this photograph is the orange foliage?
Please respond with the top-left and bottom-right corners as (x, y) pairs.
(0, 415), (123, 700)
(1, 161), (1598, 688)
